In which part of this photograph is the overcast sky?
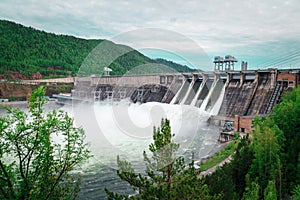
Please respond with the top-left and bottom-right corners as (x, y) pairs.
(1, 0), (300, 70)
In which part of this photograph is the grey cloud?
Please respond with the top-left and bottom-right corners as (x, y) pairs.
(0, 0), (300, 68)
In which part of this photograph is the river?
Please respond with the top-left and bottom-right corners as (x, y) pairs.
(0, 100), (223, 199)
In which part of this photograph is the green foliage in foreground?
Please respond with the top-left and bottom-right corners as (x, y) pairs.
(105, 119), (222, 200)
(271, 86), (300, 194)
(0, 87), (91, 199)
(292, 185), (300, 200)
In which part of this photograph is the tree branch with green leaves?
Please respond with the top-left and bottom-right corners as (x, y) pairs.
(0, 86), (91, 200)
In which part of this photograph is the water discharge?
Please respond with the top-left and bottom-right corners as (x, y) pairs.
(210, 84), (226, 116)
(62, 100), (223, 199)
(0, 101), (223, 199)
(181, 79), (194, 104)
(199, 78), (218, 111)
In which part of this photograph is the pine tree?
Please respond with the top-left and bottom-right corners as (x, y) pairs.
(264, 180), (277, 200)
(272, 86), (300, 195)
(248, 117), (283, 198)
(242, 179), (259, 200)
(105, 119), (219, 199)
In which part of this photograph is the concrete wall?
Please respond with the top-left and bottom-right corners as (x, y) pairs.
(89, 74), (179, 86)
(76, 72), (227, 87)
(71, 69), (300, 134)
(73, 69), (300, 115)
(22, 77), (75, 83)
(208, 115), (234, 127)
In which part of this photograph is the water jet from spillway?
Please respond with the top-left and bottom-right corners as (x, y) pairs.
(65, 99), (221, 171)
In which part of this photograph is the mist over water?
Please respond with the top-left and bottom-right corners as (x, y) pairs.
(68, 100), (218, 164)
(0, 101), (223, 199)
(59, 100), (222, 199)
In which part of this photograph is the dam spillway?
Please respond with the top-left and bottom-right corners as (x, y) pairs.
(183, 78), (202, 105)
(72, 69), (300, 125)
(57, 69), (299, 199)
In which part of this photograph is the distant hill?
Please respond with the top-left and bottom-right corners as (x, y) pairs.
(154, 58), (197, 72)
(0, 20), (194, 79)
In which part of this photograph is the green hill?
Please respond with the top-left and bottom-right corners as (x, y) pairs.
(0, 20), (194, 79)
(154, 58), (197, 72)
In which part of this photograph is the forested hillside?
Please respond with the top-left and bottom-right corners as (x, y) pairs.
(155, 58), (197, 72)
(0, 20), (194, 79)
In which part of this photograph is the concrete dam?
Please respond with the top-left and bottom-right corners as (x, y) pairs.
(71, 68), (300, 133)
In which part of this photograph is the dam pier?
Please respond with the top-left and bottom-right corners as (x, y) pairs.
(21, 56), (293, 139)
(70, 67), (300, 137)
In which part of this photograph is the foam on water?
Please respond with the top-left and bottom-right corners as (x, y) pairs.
(1, 101), (223, 199)
(61, 99), (221, 172)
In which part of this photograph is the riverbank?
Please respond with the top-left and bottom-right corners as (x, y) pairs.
(0, 82), (73, 101)
(198, 155), (232, 178)
(0, 101), (28, 106)
(197, 141), (236, 177)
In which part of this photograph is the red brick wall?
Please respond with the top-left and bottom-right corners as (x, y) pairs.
(234, 115), (240, 132)
(239, 117), (253, 133)
(277, 73), (297, 82)
(234, 115), (253, 133)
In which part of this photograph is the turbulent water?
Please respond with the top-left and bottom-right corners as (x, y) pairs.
(0, 100), (223, 199)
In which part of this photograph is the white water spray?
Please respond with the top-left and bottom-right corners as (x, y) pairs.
(199, 78), (218, 111)
(181, 80), (194, 105)
(64, 99), (220, 169)
(210, 84), (226, 116)
(170, 80), (187, 104)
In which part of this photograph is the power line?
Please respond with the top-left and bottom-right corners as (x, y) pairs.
(258, 50), (300, 67)
(257, 48), (300, 65)
(263, 54), (300, 67)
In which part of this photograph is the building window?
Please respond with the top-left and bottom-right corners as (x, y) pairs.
(160, 76), (166, 84)
(167, 76), (173, 84)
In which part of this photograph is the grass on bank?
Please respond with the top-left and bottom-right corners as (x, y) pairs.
(200, 140), (236, 171)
